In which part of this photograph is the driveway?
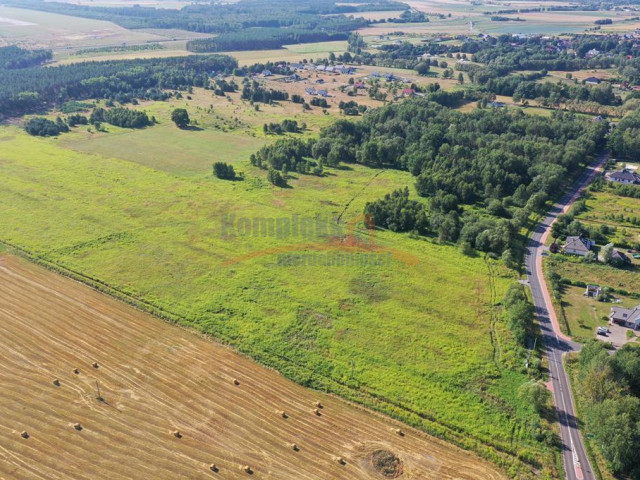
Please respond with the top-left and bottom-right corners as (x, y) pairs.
(596, 323), (636, 349)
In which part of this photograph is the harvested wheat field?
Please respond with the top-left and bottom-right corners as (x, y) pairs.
(0, 255), (506, 480)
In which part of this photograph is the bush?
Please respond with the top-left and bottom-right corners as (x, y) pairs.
(24, 117), (68, 136)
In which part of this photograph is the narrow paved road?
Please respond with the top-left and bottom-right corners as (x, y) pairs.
(525, 154), (608, 480)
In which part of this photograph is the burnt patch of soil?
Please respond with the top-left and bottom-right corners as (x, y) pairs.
(370, 449), (403, 478)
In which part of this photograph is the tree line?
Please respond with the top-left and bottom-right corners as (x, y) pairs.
(0, 55), (236, 119)
(574, 341), (640, 477)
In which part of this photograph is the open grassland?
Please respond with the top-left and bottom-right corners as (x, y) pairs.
(0, 120), (552, 474)
(0, 255), (509, 480)
(576, 189), (640, 248)
(0, 6), (164, 50)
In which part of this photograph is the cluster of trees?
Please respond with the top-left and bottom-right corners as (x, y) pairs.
(0, 55), (237, 118)
(213, 162), (236, 179)
(310, 97), (329, 108)
(609, 110), (640, 160)
(364, 188), (429, 233)
(241, 80), (289, 104)
(250, 137), (315, 173)
(24, 117), (69, 136)
(394, 9), (428, 22)
(576, 341), (640, 476)
(66, 114), (89, 126)
(90, 107), (151, 128)
(338, 100), (366, 115)
(0, 46), (52, 69)
(212, 78), (238, 96)
(477, 71), (619, 106)
(263, 119), (300, 134)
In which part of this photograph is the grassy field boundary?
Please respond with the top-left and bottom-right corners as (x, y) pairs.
(0, 235), (538, 477)
(564, 355), (607, 480)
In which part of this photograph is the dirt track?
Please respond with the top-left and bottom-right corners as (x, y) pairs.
(0, 255), (506, 480)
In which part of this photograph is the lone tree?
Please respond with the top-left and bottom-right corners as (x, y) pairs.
(171, 108), (190, 128)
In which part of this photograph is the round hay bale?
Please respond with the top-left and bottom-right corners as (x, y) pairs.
(395, 428), (404, 437)
(53, 379), (60, 386)
(73, 368), (80, 375)
(233, 378), (240, 386)
(74, 423), (83, 431)
(209, 464), (218, 472)
(242, 465), (252, 474)
(20, 431), (29, 439)
(290, 443), (299, 451)
(313, 408), (321, 416)
(314, 401), (323, 409)
(336, 456), (346, 465)
(92, 362), (99, 369)
(173, 430), (182, 439)
(278, 410), (288, 419)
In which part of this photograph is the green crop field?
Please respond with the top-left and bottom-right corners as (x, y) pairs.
(0, 6), (164, 49)
(0, 102), (554, 474)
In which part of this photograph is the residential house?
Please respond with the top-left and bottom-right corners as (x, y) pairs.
(584, 76), (602, 85)
(489, 101), (505, 108)
(564, 236), (595, 256)
(611, 249), (632, 265)
(584, 284), (603, 298)
(403, 88), (416, 97)
(609, 169), (640, 185)
(317, 89), (329, 97)
(610, 305), (640, 329)
(585, 48), (600, 58)
(305, 87), (317, 95)
(261, 69), (272, 77)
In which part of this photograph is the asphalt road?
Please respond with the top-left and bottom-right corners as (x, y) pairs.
(525, 154), (608, 480)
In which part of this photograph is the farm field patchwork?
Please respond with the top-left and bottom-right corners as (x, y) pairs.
(0, 255), (509, 479)
(0, 6), (164, 49)
(0, 121), (550, 475)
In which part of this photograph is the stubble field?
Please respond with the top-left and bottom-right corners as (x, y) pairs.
(0, 255), (506, 480)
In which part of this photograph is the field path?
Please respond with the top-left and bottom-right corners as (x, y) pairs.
(0, 255), (506, 480)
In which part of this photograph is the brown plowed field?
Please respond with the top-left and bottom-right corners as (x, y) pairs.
(0, 255), (506, 480)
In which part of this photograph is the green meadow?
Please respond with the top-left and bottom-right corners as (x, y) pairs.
(0, 96), (553, 475)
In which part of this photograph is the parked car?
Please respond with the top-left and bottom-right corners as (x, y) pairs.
(596, 326), (608, 336)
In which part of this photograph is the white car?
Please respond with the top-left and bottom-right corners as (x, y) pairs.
(596, 326), (608, 336)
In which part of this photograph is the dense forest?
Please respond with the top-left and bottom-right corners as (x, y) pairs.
(251, 99), (607, 256)
(609, 109), (640, 159)
(0, 51), (236, 118)
(0, 46), (52, 69)
(574, 341), (640, 477)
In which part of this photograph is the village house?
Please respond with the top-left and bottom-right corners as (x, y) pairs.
(564, 236), (595, 256)
(611, 249), (632, 265)
(584, 76), (602, 85)
(609, 169), (640, 185)
(610, 305), (640, 329)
